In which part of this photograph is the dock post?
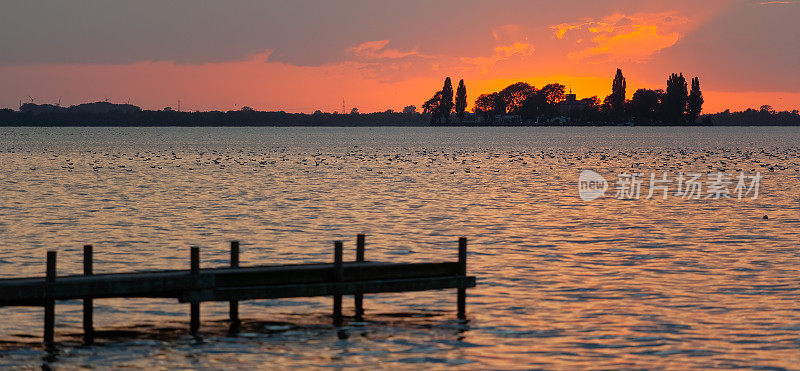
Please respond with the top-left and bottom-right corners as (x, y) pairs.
(190, 246), (200, 335)
(44, 250), (56, 348)
(333, 241), (343, 325)
(83, 245), (94, 344)
(354, 234), (365, 320)
(229, 241), (240, 331)
(457, 237), (467, 319)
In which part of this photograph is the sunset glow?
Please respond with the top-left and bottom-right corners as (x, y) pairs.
(1, 1), (798, 113)
(2, 1), (800, 368)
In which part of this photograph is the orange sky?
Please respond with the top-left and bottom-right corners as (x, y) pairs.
(1, 1), (798, 114)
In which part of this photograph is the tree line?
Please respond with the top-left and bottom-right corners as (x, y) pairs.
(472, 82), (572, 124)
(624, 71), (705, 125)
(423, 69), (709, 125)
(0, 108), (430, 127)
(5, 71), (799, 126)
(704, 106), (800, 126)
(422, 77), (468, 125)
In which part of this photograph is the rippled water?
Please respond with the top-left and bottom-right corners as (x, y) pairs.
(0, 127), (799, 369)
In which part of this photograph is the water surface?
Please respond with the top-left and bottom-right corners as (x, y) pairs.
(0, 127), (799, 369)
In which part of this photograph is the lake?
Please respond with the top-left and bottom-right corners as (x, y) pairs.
(0, 127), (799, 369)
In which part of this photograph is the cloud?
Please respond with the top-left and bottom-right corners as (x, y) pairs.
(491, 24), (529, 44)
(753, 0), (798, 5)
(0, 50), (442, 113)
(1, 0), (796, 112)
(339, 40), (438, 83)
(569, 25), (680, 63)
(553, 13), (689, 63)
(458, 42), (535, 73)
(644, 1), (800, 92)
(553, 23), (588, 39)
(452, 24), (536, 74)
(345, 29), (536, 80)
(347, 40), (427, 60)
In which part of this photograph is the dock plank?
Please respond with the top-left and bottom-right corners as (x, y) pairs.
(0, 262), (462, 305)
(183, 276), (477, 302)
(0, 235), (475, 344)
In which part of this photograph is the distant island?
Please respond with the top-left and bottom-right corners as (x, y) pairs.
(2, 69), (798, 127)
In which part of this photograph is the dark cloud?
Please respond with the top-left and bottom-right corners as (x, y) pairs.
(647, 1), (800, 91)
(0, 0), (704, 66)
(0, 1), (477, 65)
(615, 17), (634, 27)
(5, 0), (795, 95)
(0, 1), (348, 65)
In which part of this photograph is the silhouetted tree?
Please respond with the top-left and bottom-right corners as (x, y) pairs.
(423, 91), (443, 125)
(474, 93), (503, 123)
(402, 105), (418, 114)
(440, 77), (454, 124)
(629, 89), (664, 125)
(473, 94), (493, 113)
(455, 79), (467, 123)
(516, 84), (565, 121)
(687, 77), (704, 124)
(520, 93), (548, 121)
(350, 107), (359, 115)
(499, 82), (536, 114)
(705, 107), (800, 126)
(539, 83), (566, 106)
(610, 69), (626, 121)
(578, 96), (603, 123)
(665, 73), (688, 124)
(601, 95), (613, 112)
(583, 96), (601, 109)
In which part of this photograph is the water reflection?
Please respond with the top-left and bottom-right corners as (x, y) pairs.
(0, 127), (798, 369)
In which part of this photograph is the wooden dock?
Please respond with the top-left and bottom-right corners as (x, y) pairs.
(0, 235), (476, 347)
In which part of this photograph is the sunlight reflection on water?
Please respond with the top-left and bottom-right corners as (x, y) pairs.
(0, 126), (799, 369)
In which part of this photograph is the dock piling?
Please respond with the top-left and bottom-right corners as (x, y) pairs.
(44, 250), (56, 348)
(457, 237), (467, 319)
(0, 235), (475, 344)
(83, 245), (94, 344)
(229, 241), (240, 330)
(190, 246), (200, 335)
(354, 234), (365, 320)
(333, 241), (343, 325)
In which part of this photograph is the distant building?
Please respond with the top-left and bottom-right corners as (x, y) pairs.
(475, 114), (523, 125)
(557, 91), (588, 115)
(460, 112), (484, 124)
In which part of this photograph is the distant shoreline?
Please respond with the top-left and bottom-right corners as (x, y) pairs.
(2, 102), (798, 127)
(3, 124), (800, 128)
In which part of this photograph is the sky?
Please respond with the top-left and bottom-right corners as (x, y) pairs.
(1, 0), (798, 113)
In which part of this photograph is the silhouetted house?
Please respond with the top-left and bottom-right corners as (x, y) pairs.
(498, 114), (522, 125)
(460, 112), (484, 124)
(557, 92), (587, 115)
